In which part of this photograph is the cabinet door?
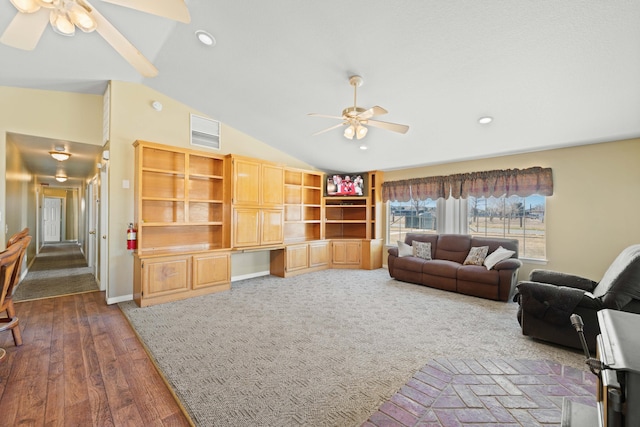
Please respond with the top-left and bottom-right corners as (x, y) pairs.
(193, 252), (230, 289)
(233, 208), (261, 247)
(261, 209), (284, 245)
(286, 244), (309, 272)
(233, 158), (260, 205)
(332, 241), (361, 265)
(309, 241), (329, 267)
(261, 164), (284, 206)
(141, 255), (190, 299)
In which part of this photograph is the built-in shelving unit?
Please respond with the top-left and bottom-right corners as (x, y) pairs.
(283, 168), (323, 243)
(133, 141), (230, 307)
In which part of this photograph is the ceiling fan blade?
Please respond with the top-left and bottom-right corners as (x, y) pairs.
(0, 9), (49, 51)
(312, 122), (346, 136)
(357, 105), (388, 120)
(100, 0), (190, 23)
(89, 2), (159, 77)
(366, 119), (410, 134)
(308, 113), (345, 120)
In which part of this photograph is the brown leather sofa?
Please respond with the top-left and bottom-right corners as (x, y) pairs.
(514, 244), (640, 351)
(387, 233), (522, 301)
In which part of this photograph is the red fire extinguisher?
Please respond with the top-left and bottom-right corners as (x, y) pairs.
(127, 223), (137, 250)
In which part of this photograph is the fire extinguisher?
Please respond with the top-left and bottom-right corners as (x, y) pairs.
(126, 223), (137, 250)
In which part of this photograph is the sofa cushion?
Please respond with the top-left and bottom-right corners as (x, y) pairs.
(484, 246), (516, 270)
(397, 241), (413, 257)
(464, 246), (489, 266)
(434, 234), (471, 264)
(394, 256), (428, 273)
(422, 259), (459, 279)
(458, 265), (500, 285)
(413, 241), (432, 260)
(404, 233), (438, 253)
(471, 237), (519, 258)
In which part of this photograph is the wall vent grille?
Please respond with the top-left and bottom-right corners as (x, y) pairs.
(190, 114), (220, 150)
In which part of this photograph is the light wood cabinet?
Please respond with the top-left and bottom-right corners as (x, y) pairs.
(134, 252), (230, 307)
(330, 240), (362, 268)
(270, 240), (329, 277)
(133, 141), (231, 307)
(232, 207), (284, 247)
(228, 155), (284, 248)
(193, 252), (231, 290)
(323, 171), (383, 269)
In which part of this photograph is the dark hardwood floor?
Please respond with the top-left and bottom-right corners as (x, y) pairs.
(0, 291), (191, 426)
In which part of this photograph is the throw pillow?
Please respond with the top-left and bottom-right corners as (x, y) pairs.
(412, 241), (432, 260)
(484, 246), (516, 270)
(463, 246), (489, 266)
(397, 241), (413, 257)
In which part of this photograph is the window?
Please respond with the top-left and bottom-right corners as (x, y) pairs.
(388, 198), (437, 244)
(387, 193), (547, 260)
(383, 167), (552, 260)
(468, 194), (546, 259)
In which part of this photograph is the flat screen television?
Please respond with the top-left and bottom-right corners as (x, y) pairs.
(326, 173), (366, 197)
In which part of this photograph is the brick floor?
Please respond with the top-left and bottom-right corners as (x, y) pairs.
(363, 359), (596, 427)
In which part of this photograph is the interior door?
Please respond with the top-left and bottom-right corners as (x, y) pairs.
(87, 179), (96, 273)
(99, 160), (109, 294)
(43, 197), (62, 242)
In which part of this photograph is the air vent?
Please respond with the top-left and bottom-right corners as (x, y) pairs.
(190, 114), (221, 150)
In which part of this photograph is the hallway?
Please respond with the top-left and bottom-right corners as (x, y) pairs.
(13, 242), (99, 302)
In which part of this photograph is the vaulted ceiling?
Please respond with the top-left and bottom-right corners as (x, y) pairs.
(2, 1), (639, 178)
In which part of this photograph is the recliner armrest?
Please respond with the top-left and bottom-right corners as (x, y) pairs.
(493, 258), (522, 271)
(529, 269), (597, 291)
(388, 247), (399, 257)
(516, 281), (600, 324)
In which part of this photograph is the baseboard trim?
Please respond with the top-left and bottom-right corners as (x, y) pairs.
(107, 294), (133, 305)
(231, 270), (270, 282)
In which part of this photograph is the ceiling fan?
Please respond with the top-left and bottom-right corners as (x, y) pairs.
(0, 0), (190, 77)
(308, 75), (410, 141)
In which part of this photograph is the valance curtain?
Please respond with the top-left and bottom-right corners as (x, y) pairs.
(382, 167), (553, 202)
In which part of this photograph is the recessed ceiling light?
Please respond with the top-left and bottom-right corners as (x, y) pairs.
(195, 30), (216, 46)
(478, 116), (493, 124)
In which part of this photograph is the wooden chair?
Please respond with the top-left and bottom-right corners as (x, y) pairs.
(7, 227), (29, 248)
(0, 242), (23, 346)
(6, 234), (32, 298)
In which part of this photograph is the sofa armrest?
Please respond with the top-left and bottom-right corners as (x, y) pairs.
(529, 269), (597, 291)
(388, 247), (399, 257)
(493, 258), (522, 271)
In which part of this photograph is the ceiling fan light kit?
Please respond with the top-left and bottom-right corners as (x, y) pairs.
(2, 0), (191, 77)
(309, 75), (409, 144)
(9, 0), (39, 13)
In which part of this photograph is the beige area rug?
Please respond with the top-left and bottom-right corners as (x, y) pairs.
(119, 268), (585, 427)
(13, 242), (99, 302)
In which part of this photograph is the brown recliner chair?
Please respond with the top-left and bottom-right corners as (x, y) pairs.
(514, 244), (640, 351)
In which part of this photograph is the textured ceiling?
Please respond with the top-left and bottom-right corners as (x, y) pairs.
(2, 1), (639, 180)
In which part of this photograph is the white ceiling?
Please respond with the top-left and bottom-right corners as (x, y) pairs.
(2, 1), (639, 184)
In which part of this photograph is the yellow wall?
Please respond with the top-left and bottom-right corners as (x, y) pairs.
(106, 81), (315, 299)
(4, 84), (637, 300)
(0, 86), (102, 265)
(384, 138), (640, 281)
